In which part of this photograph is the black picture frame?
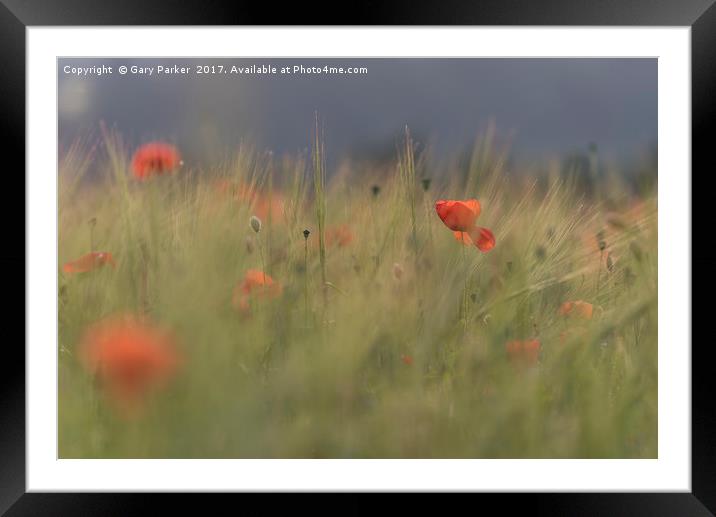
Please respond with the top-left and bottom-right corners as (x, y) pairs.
(2, 0), (711, 514)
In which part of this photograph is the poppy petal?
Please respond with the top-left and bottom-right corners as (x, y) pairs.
(131, 142), (181, 180)
(435, 200), (480, 232)
(469, 227), (496, 252)
(232, 269), (282, 312)
(463, 199), (481, 219)
(63, 252), (116, 274)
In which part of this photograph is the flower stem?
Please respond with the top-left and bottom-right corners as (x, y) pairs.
(461, 232), (469, 332)
(304, 237), (310, 327)
(257, 232), (266, 285)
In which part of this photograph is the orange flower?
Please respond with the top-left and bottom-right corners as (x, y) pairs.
(78, 314), (181, 416)
(131, 142), (181, 180)
(453, 227), (496, 252)
(325, 224), (354, 248)
(436, 199), (495, 252)
(254, 196), (285, 223)
(216, 181), (285, 222)
(436, 199), (480, 231)
(506, 339), (541, 366)
(558, 301), (594, 320)
(401, 354), (414, 366)
(63, 252), (116, 274)
(232, 269), (282, 312)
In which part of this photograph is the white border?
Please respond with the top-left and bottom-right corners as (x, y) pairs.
(27, 27), (690, 491)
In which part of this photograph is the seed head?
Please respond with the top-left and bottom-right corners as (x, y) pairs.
(250, 215), (262, 233)
(421, 178), (431, 192)
(371, 185), (381, 197)
(303, 229), (311, 240)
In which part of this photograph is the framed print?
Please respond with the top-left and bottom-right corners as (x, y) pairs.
(2, 0), (712, 513)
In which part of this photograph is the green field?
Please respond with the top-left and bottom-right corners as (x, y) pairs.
(58, 125), (657, 458)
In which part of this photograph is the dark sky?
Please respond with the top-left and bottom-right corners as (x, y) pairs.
(58, 58), (657, 167)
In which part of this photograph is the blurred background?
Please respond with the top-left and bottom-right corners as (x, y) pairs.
(58, 58), (657, 173)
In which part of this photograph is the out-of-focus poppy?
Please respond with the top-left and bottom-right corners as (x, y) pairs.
(131, 142), (181, 180)
(63, 252), (116, 274)
(216, 181), (285, 222)
(325, 224), (354, 248)
(251, 194), (285, 223)
(558, 300), (594, 320)
(401, 354), (414, 366)
(436, 199), (495, 252)
(232, 269), (282, 312)
(78, 314), (181, 416)
(505, 339), (541, 366)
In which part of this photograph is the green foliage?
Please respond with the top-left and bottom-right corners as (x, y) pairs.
(58, 130), (657, 458)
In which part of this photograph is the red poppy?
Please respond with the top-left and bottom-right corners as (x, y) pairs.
(558, 300), (594, 320)
(436, 199), (495, 252)
(63, 252), (116, 274)
(232, 269), (282, 312)
(435, 199), (480, 231)
(453, 227), (496, 252)
(506, 339), (541, 366)
(401, 354), (414, 366)
(131, 142), (181, 180)
(216, 181), (285, 222)
(78, 314), (181, 416)
(325, 224), (354, 248)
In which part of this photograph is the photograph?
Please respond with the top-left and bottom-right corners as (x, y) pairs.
(57, 57), (658, 459)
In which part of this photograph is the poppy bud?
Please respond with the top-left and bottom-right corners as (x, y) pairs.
(250, 215), (262, 233)
(371, 185), (381, 197)
(421, 178), (431, 191)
